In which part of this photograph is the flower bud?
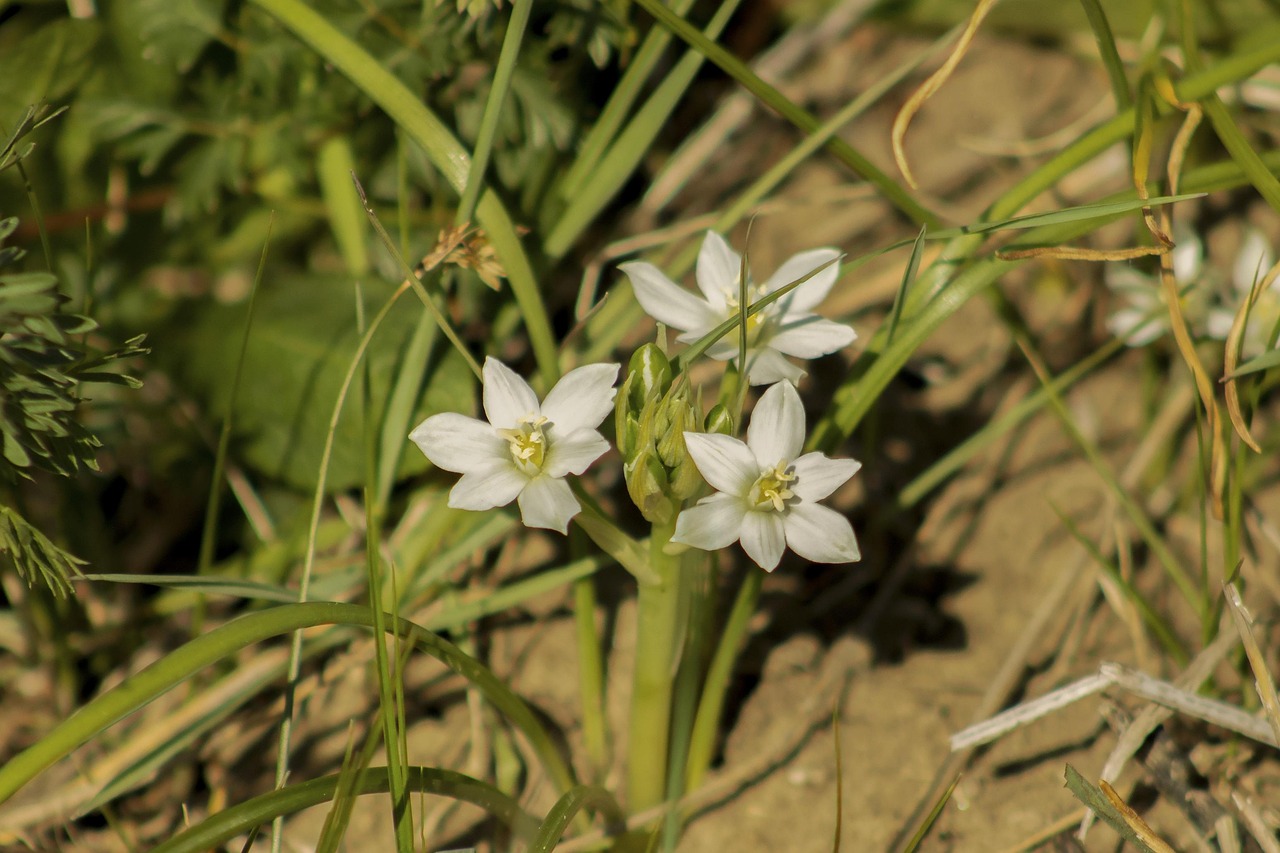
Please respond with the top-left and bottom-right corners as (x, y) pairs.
(617, 346), (708, 520)
(704, 404), (734, 436)
(627, 343), (671, 410)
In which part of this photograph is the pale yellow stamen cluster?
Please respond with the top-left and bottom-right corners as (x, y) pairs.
(749, 462), (797, 512)
(499, 414), (550, 472)
(723, 284), (772, 335)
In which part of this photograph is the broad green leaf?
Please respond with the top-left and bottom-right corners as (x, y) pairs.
(164, 275), (472, 491)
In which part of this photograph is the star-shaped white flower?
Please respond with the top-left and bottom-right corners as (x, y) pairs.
(1206, 227), (1277, 356)
(1105, 226), (1204, 347)
(620, 231), (856, 385)
(672, 381), (860, 571)
(410, 357), (620, 533)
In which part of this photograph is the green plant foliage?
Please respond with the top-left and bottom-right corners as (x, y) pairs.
(163, 275), (474, 491)
(0, 217), (146, 479)
(0, 209), (145, 595)
(0, 504), (84, 597)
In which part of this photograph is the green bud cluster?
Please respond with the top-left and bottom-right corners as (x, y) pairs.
(614, 344), (732, 523)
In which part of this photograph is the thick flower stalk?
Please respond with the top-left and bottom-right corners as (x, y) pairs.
(673, 381), (860, 571)
(620, 231), (856, 385)
(409, 357), (619, 533)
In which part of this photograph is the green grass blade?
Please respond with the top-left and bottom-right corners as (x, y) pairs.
(82, 573), (300, 604)
(1077, 0), (1131, 111)
(896, 336), (1124, 509)
(248, 0), (558, 387)
(456, 0), (533, 225)
(375, 313), (439, 513)
(149, 767), (538, 853)
(544, 0), (743, 258)
(555, 0), (697, 202)
(1198, 92), (1280, 213)
(317, 136), (370, 275)
(529, 785), (626, 853)
(888, 226), (926, 344)
(0, 602), (577, 806)
(422, 555), (606, 632)
(1052, 504), (1188, 662)
(197, 220), (270, 582)
(629, 0), (941, 228)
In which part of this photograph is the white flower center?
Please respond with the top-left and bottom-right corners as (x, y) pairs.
(499, 413), (550, 473)
(748, 461), (797, 512)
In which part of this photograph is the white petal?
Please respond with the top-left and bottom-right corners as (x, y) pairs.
(763, 248), (841, 313)
(1206, 307), (1235, 342)
(1108, 308), (1165, 346)
(672, 493), (746, 551)
(742, 347), (806, 385)
(516, 475), (580, 533)
(1234, 229), (1274, 294)
(621, 261), (720, 334)
(482, 357), (540, 429)
(695, 231), (741, 311)
(1171, 227), (1203, 282)
(683, 432), (758, 496)
(746, 381), (805, 466)
(409, 412), (505, 473)
(541, 363), (619, 432)
(768, 315), (857, 359)
(740, 510), (786, 571)
(784, 502), (860, 563)
(684, 332), (738, 361)
(1104, 263), (1156, 296)
(544, 428), (610, 477)
(790, 452), (860, 502)
(449, 462), (527, 511)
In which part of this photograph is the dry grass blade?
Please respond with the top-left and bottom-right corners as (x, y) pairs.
(1080, 622), (1238, 841)
(1222, 258), (1280, 452)
(1222, 582), (1280, 747)
(1099, 779), (1178, 853)
(1232, 792), (1280, 853)
(995, 244), (1166, 262)
(1155, 206), (1226, 516)
(890, 0), (1000, 188)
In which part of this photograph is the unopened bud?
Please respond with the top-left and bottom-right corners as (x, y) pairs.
(626, 451), (674, 523)
(626, 343), (671, 410)
(704, 404), (734, 436)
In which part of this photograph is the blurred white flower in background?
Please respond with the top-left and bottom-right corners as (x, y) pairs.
(1207, 228), (1276, 357)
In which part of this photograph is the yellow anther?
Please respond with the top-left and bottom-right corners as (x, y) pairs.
(749, 462), (797, 512)
(498, 414), (550, 472)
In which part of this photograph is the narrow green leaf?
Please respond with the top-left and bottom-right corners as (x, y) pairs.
(529, 786), (625, 853)
(317, 136), (370, 275)
(629, 0), (941, 228)
(1077, 0), (1131, 111)
(148, 767), (538, 853)
(248, 0), (558, 387)
(0, 602), (576, 806)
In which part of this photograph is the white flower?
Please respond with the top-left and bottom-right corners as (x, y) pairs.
(1105, 225), (1206, 347)
(619, 231), (856, 385)
(1206, 227), (1277, 356)
(672, 381), (860, 571)
(409, 357), (620, 533)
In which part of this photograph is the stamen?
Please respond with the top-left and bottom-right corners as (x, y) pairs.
(749, 461), (797, 512)
(498, 413), (550, 472)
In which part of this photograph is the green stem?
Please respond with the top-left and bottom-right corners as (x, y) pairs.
(573, 577), (609, 776)
(627, 516), (686, 812)
(684, 568), (760, 793)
